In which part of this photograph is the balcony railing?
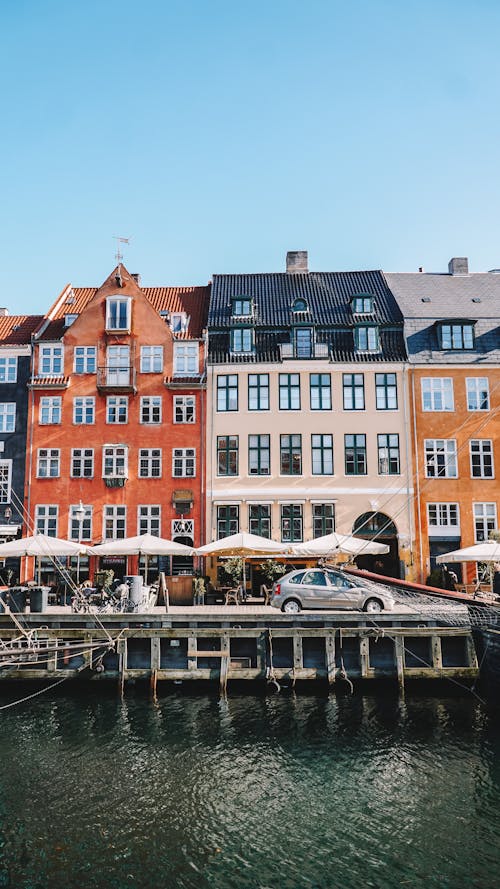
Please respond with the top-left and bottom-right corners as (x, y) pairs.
(97, 366), (137, 392)
(280, 342), (329, 359)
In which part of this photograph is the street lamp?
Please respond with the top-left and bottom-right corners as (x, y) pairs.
(74, 500), (86, 584)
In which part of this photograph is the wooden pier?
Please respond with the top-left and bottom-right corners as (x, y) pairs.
(0, 608), (479, 690)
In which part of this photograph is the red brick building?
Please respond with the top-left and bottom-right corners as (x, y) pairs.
(25, 264), (209, 582)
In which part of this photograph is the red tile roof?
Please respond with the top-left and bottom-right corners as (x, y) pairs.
(0, 315), (44, 345)
(44, 280), (210, 340)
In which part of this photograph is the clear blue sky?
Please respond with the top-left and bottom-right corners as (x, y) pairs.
(2, 0), (500, 313)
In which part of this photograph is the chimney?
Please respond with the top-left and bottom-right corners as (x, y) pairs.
(286, 251), (308, 274)
(0, 308), (8, 316)
(418, 266), (424, 273)
(448, 257), (469, 275)
(131, 273), (141, 286)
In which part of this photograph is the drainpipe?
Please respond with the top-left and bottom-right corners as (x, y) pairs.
(25, 339), (37, 582)
(411, 368), (424, 581)
(200, 330), (207, 548)
(402, 364), (415, 574)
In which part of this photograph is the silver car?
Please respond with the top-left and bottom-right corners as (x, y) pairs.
(271, 568), (395, 613)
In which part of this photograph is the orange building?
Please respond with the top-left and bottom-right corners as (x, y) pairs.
(387, 259), (500, 583)
(25, 264), (209, 583)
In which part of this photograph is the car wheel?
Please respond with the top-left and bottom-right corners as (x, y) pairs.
(364, 598), (383, 613)
(282, 598), (301, 614)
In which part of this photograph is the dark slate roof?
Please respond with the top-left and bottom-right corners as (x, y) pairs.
(385, 272), (500, 364)
(208, 271), (406, 364)
(209, 271), (403, 326)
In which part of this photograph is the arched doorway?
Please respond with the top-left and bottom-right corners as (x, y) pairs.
(352, 512), (401, 578)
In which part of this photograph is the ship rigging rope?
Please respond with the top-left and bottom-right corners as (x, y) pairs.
(0, 676), (69, 711)
(344, 398), (500, 564)
(0, 486), (115, 647)
(362, 615), (489, 706)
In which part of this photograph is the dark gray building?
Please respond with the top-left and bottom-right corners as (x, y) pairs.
(0, 311), (43, 545)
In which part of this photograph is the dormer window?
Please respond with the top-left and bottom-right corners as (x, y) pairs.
(292, 298), (308, 312)
(231, 297), (253, 317)
(231, 328), (254, 353)
(170, 312), (188, 333)
(64, 314), (78, 327)
(439, 322), (475, 350)
(355, 325), (380, 352)
(295, 328), (313, 358)
(352, 295), (373, 314)
(106, 296), (131, 332)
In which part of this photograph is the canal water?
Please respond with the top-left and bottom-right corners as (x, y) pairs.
(0, 686), (499, 889)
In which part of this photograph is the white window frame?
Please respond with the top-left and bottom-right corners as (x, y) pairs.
(355, 325), (380, 352)
(140, 346), (163, 373)
(0, 356), (17, 383)
(172, 517), (194, 539)
(174, 395), (196, 424)
(39, 397), (61, 425)
(466, 377), (490, 412)
(71, 448), (94, 478)
(35, 504), (58, 536)
(138, 448), (162, 478)
(470, 440), (494, 478)
(0, 460), (12, 504)
(102, 445), (128, 479)
(73, 397), (95, 425)
(231, 328), (254, 354)
(106, 396), (128, 424)
(427, 503), (460, 536)
(174, 343), (199, 376)
(424, 439), (458, 478)
(69, 504), (93, 542)
(103, 505), (127, 539)
(170, 312), (188, 332)
(105, 296), (131, 332)
(138, 505), (161, 536)
(421, 378), (454, 412)
(473, 503), (497, 542)
(140, 396), (162, 424)
(37, 448), (60, 478)
(39, 344), (64, 375)
(172, 448), (196, 478)
(74, 346), (97, 374)
(0, 403), (16, 433)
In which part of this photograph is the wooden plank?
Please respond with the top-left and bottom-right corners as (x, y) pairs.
(256, 631), (267, 675)
(395, 637), (405, 692)
(151, 637), (160, 671)
(293, 636), (303, 673)
(220, 635), (230, 695)
(325, 633), (336, 685)
(466, 634), (479, 669)
(187, 637), (197, 671)
(359, 637), (370, 679)
(431, 636), (443, 671)
(187, 650), (228, 658)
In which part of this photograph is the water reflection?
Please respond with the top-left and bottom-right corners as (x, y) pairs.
(0, 688), (499, 888)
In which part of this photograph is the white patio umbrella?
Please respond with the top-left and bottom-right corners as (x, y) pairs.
(89, 533), (194, 583)
(196, 532), (285, 557)
(0, 533), (88, 583)
(436, 541), (500, 564)
(289, 532), (389, 558)
(89, 533), (194, 557)
(196, 532), (286, 596)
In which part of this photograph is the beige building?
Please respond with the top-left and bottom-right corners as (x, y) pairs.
(206, 253), (415, 582)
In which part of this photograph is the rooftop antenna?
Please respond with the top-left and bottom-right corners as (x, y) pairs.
(113, 236), (131, 264)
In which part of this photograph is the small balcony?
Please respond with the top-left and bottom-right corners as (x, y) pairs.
(280, 342), (329, 360)
(97, 366), (137, 393)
